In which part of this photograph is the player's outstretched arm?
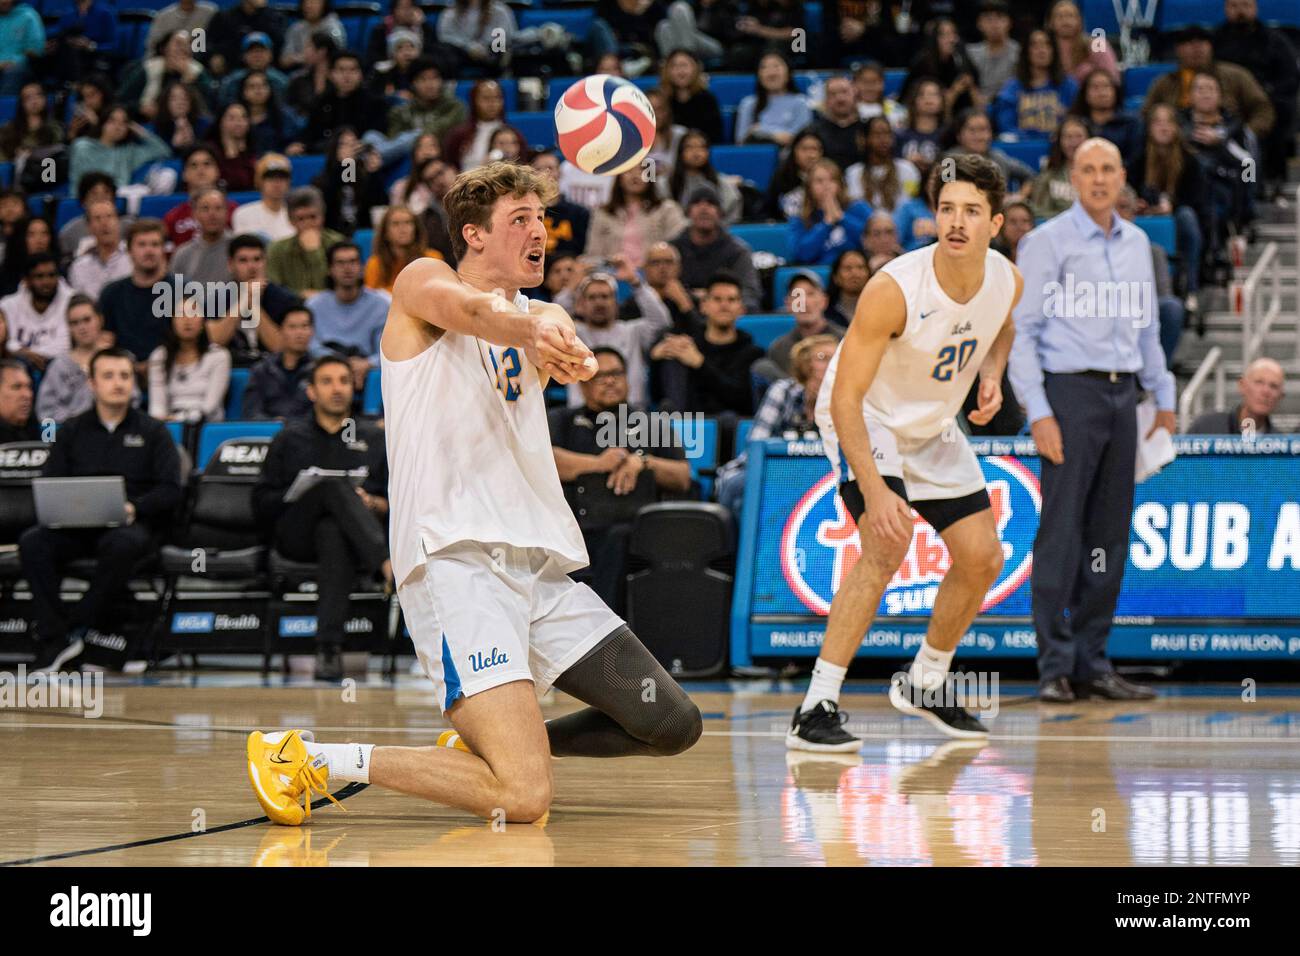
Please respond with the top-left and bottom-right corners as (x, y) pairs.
(392, 258), (592, 378)
(831, 271), (912, 543)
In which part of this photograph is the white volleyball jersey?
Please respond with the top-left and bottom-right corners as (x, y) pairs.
(381, 291), (589, 588)
(816, 244), (1016, 445)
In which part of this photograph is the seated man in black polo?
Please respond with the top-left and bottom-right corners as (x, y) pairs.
(252, 354), (391, 681)
(19, 348), (182, 671)
(549, 346), (691, 613)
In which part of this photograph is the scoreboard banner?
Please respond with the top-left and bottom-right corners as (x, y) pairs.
(730, 436), (1300, 664)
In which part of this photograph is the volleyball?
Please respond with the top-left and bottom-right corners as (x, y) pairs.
(554, 75), (656, 176)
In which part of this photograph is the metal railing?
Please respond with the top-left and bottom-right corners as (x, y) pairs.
(1240, 242), (1284, 370)
(1178, 346), (1225, 431)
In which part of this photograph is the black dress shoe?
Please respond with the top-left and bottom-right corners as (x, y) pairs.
(1038, 677), (1075, 703)
(315, 645), (343, 683)
(1074, 672), (1157, 701)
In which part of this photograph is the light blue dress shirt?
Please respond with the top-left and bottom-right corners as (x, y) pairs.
(1008, 200), (1175, 424)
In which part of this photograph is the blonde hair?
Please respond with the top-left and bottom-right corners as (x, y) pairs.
(790, 333), (840, 385)
(443, 161), (557, 261)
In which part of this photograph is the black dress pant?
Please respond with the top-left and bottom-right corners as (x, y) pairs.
(18, 523), (156, 642)
(273, 479), (388, 648)
(1032, 373), (1138, 683)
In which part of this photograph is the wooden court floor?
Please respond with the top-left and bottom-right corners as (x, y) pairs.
(2, 674), (1299, 866)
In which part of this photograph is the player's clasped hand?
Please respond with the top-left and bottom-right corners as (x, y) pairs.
(529, 319), (596, 385)
(865, 481), (914, 545)
(966, 375), (1003, 426)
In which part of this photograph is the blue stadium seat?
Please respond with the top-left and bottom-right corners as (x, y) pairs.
(290, 154), (325, 186)
(671, 416), (718, 499)
(117, 9), (156, 59)
(708, 75), (755, 109)
(735, 417), (753, 450)
(737, 314), (793, 350)
(1081, 0), (1122, 34)
(166, 421), (183, 445)
(1260, 0), (1300, 26)
(998, 138), (1050, 172)
(720, 105), (735, 143)
(884, 69), (906, 98)
(456, 78), (518, 112)
(519, 7), (594, 37)
(1122, 62), (1176, 98)
(335, 2), (381, 51)
(362, 367), (382, 416)
(196, 421), (283, 471)
(0, 97), (15, 125)
(730, 222), (791, 259)
(1135, 215), (1175, 255)
(54, 196), (127, 232)
(228, 191), (259, 207)
(225, 368), (251, 421)
(138, 193), (186, 219)
(1158, 0), (1224, 29)
(772, 265), (830, 303)
(508, 111), (555, 149)
(0, 162), (11, 188)
(353, 229), (373, 260)
(546, 77), (579, 112)
(711, 144), (778, 188)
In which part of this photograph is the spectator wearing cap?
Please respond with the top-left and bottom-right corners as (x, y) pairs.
(0, 358), (39, 442)
(371, 26), (423, 98)
(584, 168), (688, 271)
(1189, 357), (1286, 435)
(233, 153), (295, 242)
(788, 158), (873, 266)
(1143, 24), (1274, 146)
(0, 1), (47, 96)
(211, 233), (303, 361)
(368, 0), (440, 69)
(651, 271), (763, 416)
(387, 57), (467, 145)
(0, 254), (74, 371)
(548, 345), (691, 613)
(205, 0), (287, 78)
(280, 0), (346, 71)
(241, 302), (315, 419)
(1213, 0), (1298, 197)
(670, 184), (762, 313)
(753, 270), (844, 384)
(147, 0), (218, 64)
(715, 333), (838, 516)
(556, 268), (671, 410)
(219, 31), (291, 106)
(267, 187), (346, 296)
(170, 187), (235, 287)
(968, 1), (1020, 102)
(68, 199), (130, 300)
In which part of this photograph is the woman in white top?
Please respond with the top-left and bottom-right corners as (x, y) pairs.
(845, 116), (921, 214)
(147, 301), (232, 423)
(585, 168), (688, 269)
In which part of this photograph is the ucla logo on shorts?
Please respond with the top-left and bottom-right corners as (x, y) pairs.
(779, 456), (1041, 616)
(468, 647), (510, 672)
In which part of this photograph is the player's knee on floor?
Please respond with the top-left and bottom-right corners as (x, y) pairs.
(645, 698), (703, 756)
(496, 779), (553, 823)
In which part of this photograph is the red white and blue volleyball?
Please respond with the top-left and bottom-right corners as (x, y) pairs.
(554, 75), (656, 176)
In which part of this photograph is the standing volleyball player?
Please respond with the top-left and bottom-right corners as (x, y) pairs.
(246, 162), (701, 826)
(788, 154), (1024, 749)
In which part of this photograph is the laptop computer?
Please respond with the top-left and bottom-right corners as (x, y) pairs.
(32, 477), (129, 529)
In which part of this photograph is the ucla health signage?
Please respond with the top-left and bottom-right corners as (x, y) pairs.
(731, 436), (1300, 664)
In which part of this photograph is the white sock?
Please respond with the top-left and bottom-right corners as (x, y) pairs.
(305, 742), (374, 783)
(909, 639), (955, 692)
(801, 659), (847, 713)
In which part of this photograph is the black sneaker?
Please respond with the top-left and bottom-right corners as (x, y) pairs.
(29, 627), (86, 674)
(315, 645), (343, 683)
(785, 700), (862, 752)
(888, 673), (989, 739)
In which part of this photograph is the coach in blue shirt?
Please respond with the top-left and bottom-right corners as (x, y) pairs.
(1009, 137), (1176, 704)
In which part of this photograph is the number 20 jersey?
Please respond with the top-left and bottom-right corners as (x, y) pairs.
(817, 244), (1017, 444)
